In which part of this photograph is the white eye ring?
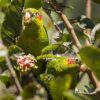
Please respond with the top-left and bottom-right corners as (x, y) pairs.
(25, 12), (31, 20)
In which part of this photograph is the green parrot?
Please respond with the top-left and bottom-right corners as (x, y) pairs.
(46, 56), (79, 89)
(17, 8), (49, 57)
(37, 54), (79, 88)
(17, 8), (49, 75)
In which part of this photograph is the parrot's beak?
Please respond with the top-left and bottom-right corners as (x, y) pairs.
(24, 12), (31, 24)
(37, 15), (42, 21)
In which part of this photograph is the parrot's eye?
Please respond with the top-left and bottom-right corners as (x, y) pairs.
(32, 13), (36, 17)
(35, 12), (39, 16)
(31, 12), (39, 17)
(31, 12), (42, 21)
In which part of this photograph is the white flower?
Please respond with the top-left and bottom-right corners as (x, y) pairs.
(16, 54), (37, 72)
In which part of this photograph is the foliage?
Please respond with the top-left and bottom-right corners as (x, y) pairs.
(0, 0), (100, 100)
(79, 46), (100, 79)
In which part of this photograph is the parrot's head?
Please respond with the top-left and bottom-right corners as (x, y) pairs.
(23, 8), (43, 28)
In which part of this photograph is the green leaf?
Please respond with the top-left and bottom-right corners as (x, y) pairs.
(22, 82), (47, 100)
(36, 54), (58, 60)
(0, 45), (8, 57)
(24, 0), (42, 9)
(0, 75), (11, 85)
(79, 46), (100, 79)
(0, 12), (5, 28)
(0, 0), (11, 8)
(49, 75), (72, 100)
(0, 57), (7, 71)
(8, 45), (23, 55)
(63, 91), (92, 100)
(1, 0), (23, 46)
(93, 30), (100, 48)
(0, 70), (14, 85)
(0, 11), (5, 35)
(63, 91), (82, 100)
(0, 93), (15, 100)
(41, 43), (62, 54)
(55, 33), (71, 42)
(22, 83), (37, 99)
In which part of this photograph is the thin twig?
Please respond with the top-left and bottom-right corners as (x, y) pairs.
(80, 64), (99, 90)
(86, 69), (98, 88)
(85, 0), (99, 88)
(85, 0), (92, 45)
(45, 0), (82, 48)
(58, 12), (82, 48)
(86, 0), (91, 18)
(0, 37), (22, 93)
(5, 55), (23, 93)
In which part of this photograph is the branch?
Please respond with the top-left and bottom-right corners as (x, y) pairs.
(58, 12), (82, 48)
(5, 55), (23, 93)
(46, 0), (82, 48)
(86, 0), (91, 18)
(82, 1), (95, 74)
(86, 69), (98, 88)
(0, 38), (22, 93)
(84, 0), (92, 48)
(86, 0), (99, 88)
(80, 64), (100, 92)
(0, 1), (23, 93)
(85, 0), (92, 36)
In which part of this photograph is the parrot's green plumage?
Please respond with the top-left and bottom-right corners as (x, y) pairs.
(17, 8), (49, 57)
(17, 8), (49, 75)
(37, 54), (79, 88)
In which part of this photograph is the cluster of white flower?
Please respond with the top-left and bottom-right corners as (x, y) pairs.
(16, 54), (38, 72)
